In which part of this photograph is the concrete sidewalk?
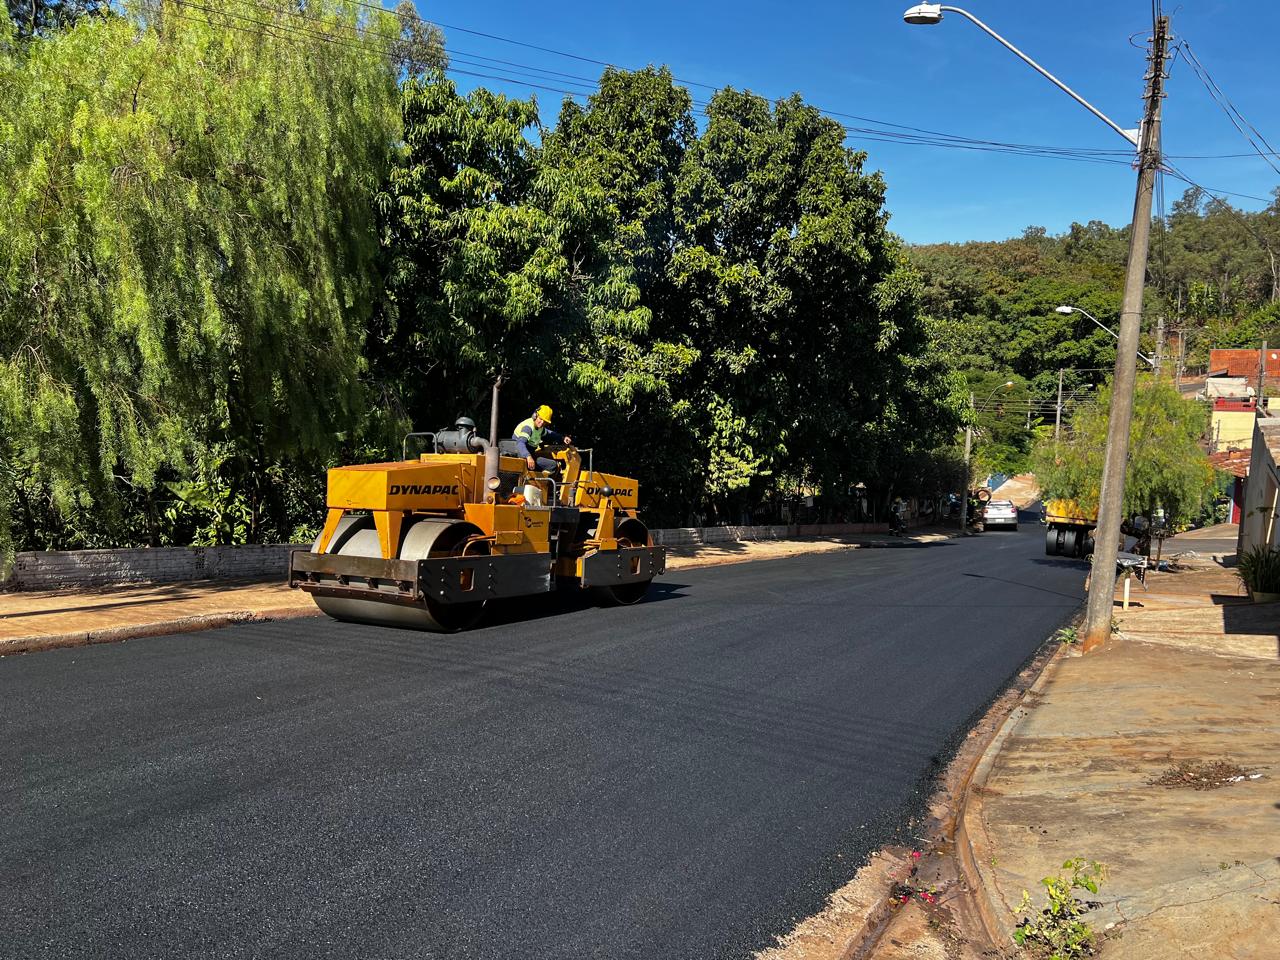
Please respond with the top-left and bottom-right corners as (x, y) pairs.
(0, 528), (952, 655)
(962, 561), (1280, 959)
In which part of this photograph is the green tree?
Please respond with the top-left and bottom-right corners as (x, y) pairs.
(1033, 378), (1216, 524)
(672, 87), (964, 515)
(539, 67), (701, 519)
(389, 0), (446, 76)
(374, 72), (655, 443)
(0, 1), (402, 559)
(5, 0), (103, 39)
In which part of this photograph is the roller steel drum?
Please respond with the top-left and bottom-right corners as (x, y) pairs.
(311, 516), (489, 632)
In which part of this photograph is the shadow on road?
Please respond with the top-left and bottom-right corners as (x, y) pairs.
(962, 570), (1083, 600)
(477, 579), (692, 629)
(1029, 557), (1089, 570)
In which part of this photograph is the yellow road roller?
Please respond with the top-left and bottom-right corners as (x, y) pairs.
(287, 417), (666, 631)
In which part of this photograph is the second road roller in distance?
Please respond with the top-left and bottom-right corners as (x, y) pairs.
(287, 417), (666, 631)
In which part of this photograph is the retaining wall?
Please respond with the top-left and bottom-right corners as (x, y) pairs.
(2, 522), (892, 592)
(2, 544), (303, 592)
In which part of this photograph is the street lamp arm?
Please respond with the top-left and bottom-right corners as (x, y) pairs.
(936, 5), (1139, 147)
(980, 381), (1016, 406)
(1079, 308), (1121, 342)
(1061, 305), (1157, 368)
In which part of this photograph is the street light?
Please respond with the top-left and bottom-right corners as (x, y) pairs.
(903, 5), (1170, 651)
(1055, 305), (1156, 367)
(960, 381), (1015, 534)
(901, 5), (1139, 146)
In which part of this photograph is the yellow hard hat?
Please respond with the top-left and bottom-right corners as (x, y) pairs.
(534, 404), (553, 422)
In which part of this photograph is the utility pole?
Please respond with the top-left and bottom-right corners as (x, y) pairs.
(1081, 16), (1169, 652)
(1055, 369), (1065, 448)
(1258, 341), (1267, 417)
(959, 392), (974, 534)
(1154, 315), (1165, 377)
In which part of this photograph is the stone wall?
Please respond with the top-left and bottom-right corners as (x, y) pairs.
(2, 544), (304, 592)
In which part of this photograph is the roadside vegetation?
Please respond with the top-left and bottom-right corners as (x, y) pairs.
(1, 0), (1273, 561)
(1013, 858), (1108, 959)
(1032, 378), (1217, 527)
(0, 0), (965, 563)
(912, 205), (1280, 488)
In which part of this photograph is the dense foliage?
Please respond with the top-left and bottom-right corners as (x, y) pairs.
(4, 0), (102, 39)
(1032, 378), (1216, 524)
(1, 6), (967, 560)
(7, 1), (1268, 558)
(0, 2), (402, 555)
(912, 189), (1280, 480)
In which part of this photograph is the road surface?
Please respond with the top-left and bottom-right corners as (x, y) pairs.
(2, 515), (1084, 959)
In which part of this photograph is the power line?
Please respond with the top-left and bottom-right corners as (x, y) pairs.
(1176, 39), (1280, 179)
(163, 0), (1141, 169)
(338, 0), (1139, 163)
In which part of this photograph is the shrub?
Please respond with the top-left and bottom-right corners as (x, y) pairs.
(1236, 545), (1280, 595)
(1013, 858), (1107, 959)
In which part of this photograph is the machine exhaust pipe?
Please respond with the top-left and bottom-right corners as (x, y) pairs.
(489, 374), (503, 447)
(473, 436), (500, 503)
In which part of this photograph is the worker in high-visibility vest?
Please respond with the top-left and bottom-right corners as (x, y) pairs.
(513, 405), (572, 474)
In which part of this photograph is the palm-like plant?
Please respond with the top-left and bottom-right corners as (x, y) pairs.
(1236, 545), (1280, 597)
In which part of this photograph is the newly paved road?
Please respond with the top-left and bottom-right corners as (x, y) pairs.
(3, 516), (1084, 959)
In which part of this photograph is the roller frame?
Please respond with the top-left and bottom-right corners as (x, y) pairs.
(579, 546), (666, 588)
(289, 550), (553, 605)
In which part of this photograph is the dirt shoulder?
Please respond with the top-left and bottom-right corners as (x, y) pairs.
(0, 528), (955, 655)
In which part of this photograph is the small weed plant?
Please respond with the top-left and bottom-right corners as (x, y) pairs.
(1053, 626), (1079, 645)
(1013, 858), (1107, 959)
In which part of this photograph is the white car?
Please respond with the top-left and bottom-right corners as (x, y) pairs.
(983, 499), (1019, 531)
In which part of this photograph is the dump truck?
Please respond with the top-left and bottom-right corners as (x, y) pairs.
(1043, 498), (1097, 558)
(288, 417), (665, 631)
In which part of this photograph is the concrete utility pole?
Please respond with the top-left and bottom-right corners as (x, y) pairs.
(959, 393), (974, 534)
(961, 382), (1014, 532)
(1055, 369), (1065, 448)
(1081, 16), (1170, 652)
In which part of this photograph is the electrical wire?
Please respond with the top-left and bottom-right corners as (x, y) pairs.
(142, 0), (1280, 174)
(1176, 39), (1280, 179)
(333, 0), (1142, 163)
(160, 0), (1144, 169)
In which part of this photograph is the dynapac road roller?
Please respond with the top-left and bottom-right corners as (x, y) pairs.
(287, 417), (666, 631)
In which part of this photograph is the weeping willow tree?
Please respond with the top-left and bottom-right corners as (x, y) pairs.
(1033, 377), (1218, 525)
(0, 1), (407, 561)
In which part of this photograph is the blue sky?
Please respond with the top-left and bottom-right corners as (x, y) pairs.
(417, 1), (1280, 245)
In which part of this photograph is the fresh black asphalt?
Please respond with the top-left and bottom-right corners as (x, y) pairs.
(2, 515), (1085, 959)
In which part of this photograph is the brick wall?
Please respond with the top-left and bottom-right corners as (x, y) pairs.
(3, 522), (894, 592)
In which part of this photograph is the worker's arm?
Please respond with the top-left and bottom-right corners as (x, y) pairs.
(540, 427), (576, 448)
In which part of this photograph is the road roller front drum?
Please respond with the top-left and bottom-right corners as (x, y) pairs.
(308, 518), (490, 632)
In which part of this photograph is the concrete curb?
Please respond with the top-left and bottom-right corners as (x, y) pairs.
(0, 605), (320, 656)
(955, 641), (1072, 947)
